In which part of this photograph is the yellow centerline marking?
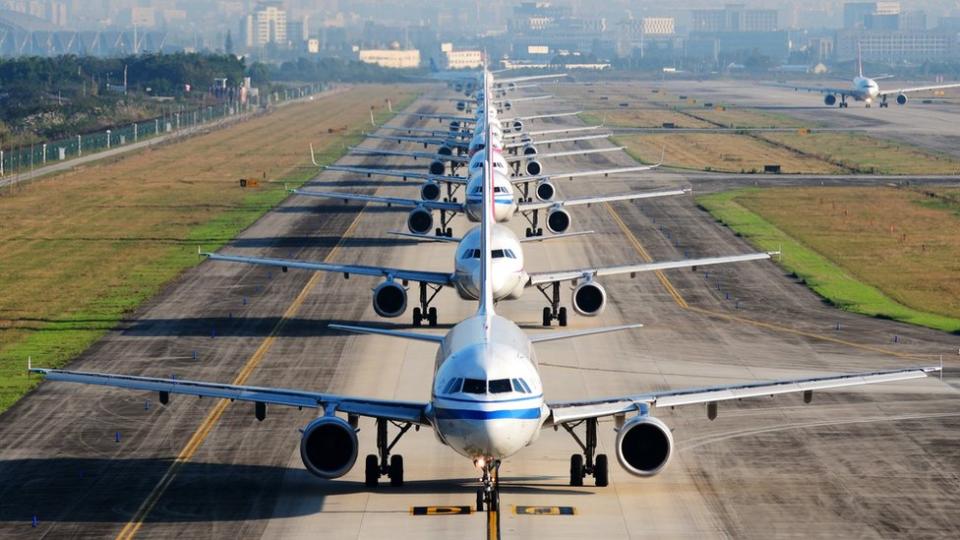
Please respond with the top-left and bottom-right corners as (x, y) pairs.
(487, 508), (499, 540)
(603, 202), (927, 360)
(115, 210), (365, 540)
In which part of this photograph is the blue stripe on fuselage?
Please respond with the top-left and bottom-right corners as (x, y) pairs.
(435, 407), (541, 420)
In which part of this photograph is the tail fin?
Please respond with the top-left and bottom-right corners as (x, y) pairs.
(477, 66), (495, 323)
(857, 42), (863, 78)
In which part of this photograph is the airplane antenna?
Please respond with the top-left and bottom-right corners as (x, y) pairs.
(477, 64), (496, 325)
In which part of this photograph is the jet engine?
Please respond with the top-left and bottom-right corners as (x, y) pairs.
(525, 159), (543, 176)
(372, 281), (407, 318)
(456, 101), (466, 112)
(535, 181), (556, 201)
(407, 207), (434, 235)
(507, 82), (518, 92)
(299, 416), (359, 478)
(824, 94), (837, 106)
(437, 146), (453, 157)
(512, 120), (524, 132)
(571, 280), (606, 316)
(896, 94), (908, 105)
(420, 182), (441, 201)
(615, 415), (673, 477)
(429, 161), (446, 175)
(453, 82), (464, 93)
(502, 101), (513, 111)
(546, 208), (571, 234)
(522, 144), (538, 156)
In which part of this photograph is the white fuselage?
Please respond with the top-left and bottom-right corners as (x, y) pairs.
(852, 76), (880, 102)
(452, 224), (527, 301)
(463, 165), (517, 222)
(430, 314), (546, 460)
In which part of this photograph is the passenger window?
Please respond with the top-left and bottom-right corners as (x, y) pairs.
(462, 378), (486, 394)
(488, 379), (512, 394)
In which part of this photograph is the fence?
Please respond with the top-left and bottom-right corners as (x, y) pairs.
(0, 83), (326, 178)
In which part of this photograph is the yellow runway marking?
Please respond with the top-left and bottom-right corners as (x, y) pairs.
(603, 202), (928, 360)
(487, 508), (500, 540)
(115, 211), (365, 540)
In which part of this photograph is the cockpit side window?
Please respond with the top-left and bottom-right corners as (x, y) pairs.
(443, 378), (462, 394)
(462, 378), (486, 394)
(511, 379), (526, 393)
(488, 379), (512, 393)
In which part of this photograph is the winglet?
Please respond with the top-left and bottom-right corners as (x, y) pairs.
(309, 143), (319, 166)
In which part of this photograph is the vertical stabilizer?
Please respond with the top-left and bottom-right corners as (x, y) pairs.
(857, 42), (863, 78)
(477, 65), (496, 326)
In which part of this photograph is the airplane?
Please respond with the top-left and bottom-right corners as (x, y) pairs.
(29, 82), (943, 512)
(203, 220), (773, 327)
(779, 47), (960, 108)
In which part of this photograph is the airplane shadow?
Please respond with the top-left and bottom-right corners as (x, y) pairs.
(0, 458), (587, 523)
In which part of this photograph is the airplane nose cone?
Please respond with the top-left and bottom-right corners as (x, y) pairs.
(472, 267), (510, 298)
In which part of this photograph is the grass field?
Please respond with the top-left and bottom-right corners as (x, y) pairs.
(0, 85), (419, 412)
(698, 187), (960, 333)
(760, 132), (960, 175)
(615, 133), (842, 174)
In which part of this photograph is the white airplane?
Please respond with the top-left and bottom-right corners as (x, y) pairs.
(781, 50), (960, 108)
(29, 89), (942, 511)
(203, 221), (772, 327)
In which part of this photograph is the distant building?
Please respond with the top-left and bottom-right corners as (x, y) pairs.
(440, 43), (482, 69)
(239, 1), (287, 49)
(358, 48), (420, 68)
(641, 17), (675, 36)
(843, 2), (876, 29)
(899, 10), (926, 31)
(843, 2), (903, 30)
(837, 30), (955, 62)
(691, 4), (777, 32)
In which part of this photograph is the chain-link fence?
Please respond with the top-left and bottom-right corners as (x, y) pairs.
(0, 83), (326, 178)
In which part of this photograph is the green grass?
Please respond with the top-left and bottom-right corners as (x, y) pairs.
(697, 189), (960, 334)
(0, 92), (416, 413)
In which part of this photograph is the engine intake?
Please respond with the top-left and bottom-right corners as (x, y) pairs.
(896, 94), (908, 105)
(437, 146), (453, 156)
(824, 94), (837, 106)
(523, 144), (538, 156)
(615, 415), (673, 477)
(502, 101), (513, 111)
(572, 281), (606, 316)
(429, 160), (446, 175)
(546, 208), (571, 234)
(407, 207), (433, 235)
(373, 281), (407, 318)
(456, 101), (466, 112)
(525, 159), (543, 176)
(512, 120), (524, 133)
(535, 181), (556, 201)
(299, 416), (359, 479)
(420, 182), (441, 201)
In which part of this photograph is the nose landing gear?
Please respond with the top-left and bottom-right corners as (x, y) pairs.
(475, 459), (501, 512)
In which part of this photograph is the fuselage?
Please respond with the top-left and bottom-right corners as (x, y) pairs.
(852, 76), (880, 102)
(430, 313), (546, 460)
(453, 224), (527, 301)
(463, 165), (516, 222)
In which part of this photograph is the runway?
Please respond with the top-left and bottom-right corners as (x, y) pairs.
(1, 84), (959, 539)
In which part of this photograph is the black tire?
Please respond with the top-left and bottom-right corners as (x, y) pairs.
(525, 228), (532, 238)
(389, 455), (404, 487)
(476, 489), (484, 511)
(412, 307), (422, 327)
(595, 454), (609, 487)
(446, 228), (453, 237)
(435, 227), (443, 237)
(536, 228), (543, 236)
(364, 454), (379, 488)
(542, 307), (552, 327)
(428, 307), (438, 327)
(558, 307), (568, 327)
(570, 454), (584, 486)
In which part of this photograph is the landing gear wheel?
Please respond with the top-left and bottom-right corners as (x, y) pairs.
(542, 307), (552, 327)
(595, 454), (609, 487)
(476, 488), (485, 511)
(365, 454), (379, 488)
(435, 227), (443, 237)
(558, 307), (568, 327)
(570, 454), (584, 486)
(412, 307), (422, 327)
(445, 228), (453, 237)
(389, 455), (404, 487)
(537, 228), (544, 236)
(525, 227), (532, 238)
(428, 307), (438, 327)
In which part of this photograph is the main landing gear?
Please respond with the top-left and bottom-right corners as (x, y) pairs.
(434, 209), (455, 238)
(536, 282), (568, 326)
(561, 418), (609, 487)
(475, 459), (501, 511)
(365, 418), (414, 488)
(839, 96), (849, 108)
(524, 209), (544, 238)
(412, 282), (441, 327)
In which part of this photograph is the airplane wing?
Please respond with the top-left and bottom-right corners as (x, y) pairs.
(505, 146), (624, 163)
(350, 147), (470, 164)
(771, 82), (855, 96)
(879, 83), (960, 96)
(546, 366), (940, 425)
(506, 111), (582, 122)
(292, 189), (463, 212)
(512, 164), (661, 185)
(502, 125), (603, 139)
(527, 252), (774, 286)
(363, 133), (465, 149)
(495, 73), (568, 85)
(202, 252), (453, 287)
(325, 166), (467, 185)
(518, 188), (689, 213)
(30, 367), (430, 425)
(492, 94), (553, 104)
(387, 230), (595, 244)
(504, 133), (611, 149)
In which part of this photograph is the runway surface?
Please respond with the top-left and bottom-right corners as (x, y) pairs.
(1, 84), (959, 539)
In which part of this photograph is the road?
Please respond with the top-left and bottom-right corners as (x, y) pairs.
(0, 85), (958, 539)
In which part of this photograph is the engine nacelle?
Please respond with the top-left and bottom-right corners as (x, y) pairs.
(449, 120), (461, 131)
(437, 146), (453, 157)
(535, 181), (556, 201)
(824, 94), (837, 106)
(456, 101), (466, 112)
(615, 415), (673, 477)
(571, 280), (606, 316)
(299, 416), (359, 479)
(407, 207), (434, 235)
(502, 101), (512, 111)
(896, 94), (908, 105)
(507, 82), (518, 92)
(372, 281), (407, 318)
(525, 159), (543, 176)
(429, 160), (446, 175)
(522, 144), (538, 156)
(420, 182), (441, 201)
(512, 120), (524, 133)
(454, 82), (464, 93)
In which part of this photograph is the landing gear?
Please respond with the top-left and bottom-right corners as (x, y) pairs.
(839, 96), (849, 108)
(475, 460), (501, 511)
(879, 96), (889, 108)
(434, 227), (453, 238)
(364, 418), (414, 488)
(523, 210), (544, 237)
(536, 282), (568, 326)
(412, 283), (442, 327)
(561, 418), (609, 487)
(525, 227), (543, 238)
(433, 210), (454, 238)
